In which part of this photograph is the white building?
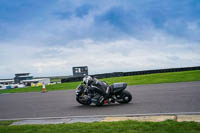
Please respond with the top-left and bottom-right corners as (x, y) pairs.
(0, 79), (14, 85)
(22, 78), (50, 86)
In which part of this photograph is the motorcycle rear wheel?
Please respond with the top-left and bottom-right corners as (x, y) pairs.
(117, 90), (132, 104)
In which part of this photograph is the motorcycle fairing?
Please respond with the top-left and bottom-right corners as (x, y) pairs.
(110, 83), (127, 94)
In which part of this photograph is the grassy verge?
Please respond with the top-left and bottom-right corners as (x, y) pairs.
(0, 70), (200, 94)
(0, 120), (200, 133)
(0, 120), (17, 126)
(103, 70), (200, 85)
(0, 82), (81, 94)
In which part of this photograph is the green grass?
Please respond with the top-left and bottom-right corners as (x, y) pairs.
(0, 120), (17, 126)
(0, 82), (81, 94)
(103, 70), (200, 85)
(0, 120), (200, 133)
(1, 70), (200, 94)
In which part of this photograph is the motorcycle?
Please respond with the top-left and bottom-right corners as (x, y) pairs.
(76, 75), (132, 106)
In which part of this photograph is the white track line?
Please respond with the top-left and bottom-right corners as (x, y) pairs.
(1, 112), (200, 121)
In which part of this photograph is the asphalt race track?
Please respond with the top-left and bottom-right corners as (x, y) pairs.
(0, 81), (200, 119)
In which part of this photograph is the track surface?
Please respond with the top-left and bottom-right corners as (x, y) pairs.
(0, 82), (200, 119)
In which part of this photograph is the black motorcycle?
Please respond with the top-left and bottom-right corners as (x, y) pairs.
(76, 75), (132, 106)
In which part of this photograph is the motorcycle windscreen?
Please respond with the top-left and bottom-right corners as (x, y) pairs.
(111, 83), (127, 93)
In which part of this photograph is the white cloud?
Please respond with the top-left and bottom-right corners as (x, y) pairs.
(1, 32), (199, 78)
(1, 0), (200, 79)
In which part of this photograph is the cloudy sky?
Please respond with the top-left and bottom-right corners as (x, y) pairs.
(0, 0), (200, 78)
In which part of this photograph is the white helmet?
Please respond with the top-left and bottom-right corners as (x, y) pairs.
(83, 75), (93, 85)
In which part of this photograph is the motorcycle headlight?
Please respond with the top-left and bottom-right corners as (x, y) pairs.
(76, 85), (82, 90)
(76, 90), (80, 95)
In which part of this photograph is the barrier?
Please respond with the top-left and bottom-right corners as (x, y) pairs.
(61, 66), (200, 83)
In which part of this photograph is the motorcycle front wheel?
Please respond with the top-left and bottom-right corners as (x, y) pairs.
(76, 97), (91, 105)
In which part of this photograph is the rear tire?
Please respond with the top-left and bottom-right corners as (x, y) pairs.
(117, 90), (132, 104)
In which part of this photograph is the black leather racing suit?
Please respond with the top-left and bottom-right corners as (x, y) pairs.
(89, 78), (108, 104)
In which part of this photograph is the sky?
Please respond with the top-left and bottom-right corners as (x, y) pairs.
(0, 0), (200, 78)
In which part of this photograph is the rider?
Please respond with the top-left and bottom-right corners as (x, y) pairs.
(83, 75), (109, 105)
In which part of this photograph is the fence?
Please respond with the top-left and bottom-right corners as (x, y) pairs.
(61, 66), (200, 83)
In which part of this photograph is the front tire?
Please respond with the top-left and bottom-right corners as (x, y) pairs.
(76, 97), (91, 105)
(117, 90), (132, 104)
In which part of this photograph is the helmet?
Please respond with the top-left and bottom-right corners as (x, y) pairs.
(83, 75), (93, 85)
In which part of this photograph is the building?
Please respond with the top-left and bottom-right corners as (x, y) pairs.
(22, 78), (50, 86)
(0, 79), (16, 90)
(0, 79), (14, 85)
(14, 73), (33, 84)
(72, 66), (88, 77)
(0, 73), (51, 89)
